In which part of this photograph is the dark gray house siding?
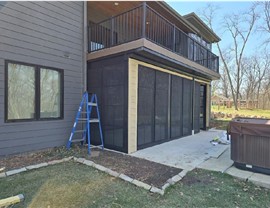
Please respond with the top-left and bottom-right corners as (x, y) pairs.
(0, 2), (84, 156)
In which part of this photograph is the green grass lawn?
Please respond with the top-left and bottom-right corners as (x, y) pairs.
(209, 119), (230, 130)
(210, 106), (270, 130)
(211, 105), (270, 118)
(1, 162), (269, 208)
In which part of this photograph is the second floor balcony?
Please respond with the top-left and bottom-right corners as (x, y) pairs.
(88, 3), (219, 73)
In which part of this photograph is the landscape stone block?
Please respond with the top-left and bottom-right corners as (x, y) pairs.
(132, 179), (151, 190)
(171, 175), (182, 183)
(119, 174), (133, 182)
(63, 156), (73, 161)
(26, 163), (48, 170)
(83, 160), (95, 167)
(167, 178), (175, 185)
(105, 169), (120, 178)
(93, 164), (107, 172)
(178, 169), (189, 178)
(0, 172), (6, 178)
(162, 183), (171, 190)
(48, 159), (64, 165)
(150, 186), (164, 195)
(74, 157), (85, 163)
(6, 167), (27, 176)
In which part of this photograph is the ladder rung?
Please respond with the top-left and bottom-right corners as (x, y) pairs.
(78, 118), (88, 121)
(71, 139), (85, 143)
(74, 130), (86, 133)
(90, 119), (99, 123)
(88, 102), (97, 106)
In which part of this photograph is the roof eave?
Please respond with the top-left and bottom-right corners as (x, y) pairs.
(156, 1), (200, 34)
(183, 12), (221, 43)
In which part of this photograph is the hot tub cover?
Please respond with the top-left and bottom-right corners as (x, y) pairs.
(228, 118), (270, 138)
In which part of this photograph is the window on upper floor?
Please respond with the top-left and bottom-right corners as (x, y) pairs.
(5, 61), (63, 122)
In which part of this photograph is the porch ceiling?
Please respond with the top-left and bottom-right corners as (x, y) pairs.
(87, 1), (196, 34)
(88, 1), (140, 24)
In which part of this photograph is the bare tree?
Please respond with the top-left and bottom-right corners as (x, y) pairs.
(258, 2), (270, 46)
(242, 54), (269, 102)
(220, 69), (230, 98)
(199, 3), (259, 110)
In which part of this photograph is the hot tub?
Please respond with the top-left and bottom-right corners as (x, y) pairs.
(228, 118), (270, 175)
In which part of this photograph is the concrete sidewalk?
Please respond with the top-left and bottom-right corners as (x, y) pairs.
(199, 148), (270, 189)
(131, 129), (270, 189)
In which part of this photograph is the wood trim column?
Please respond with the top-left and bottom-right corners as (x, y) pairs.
(192, 78), (195, 135)
(128, 59), (138, 153)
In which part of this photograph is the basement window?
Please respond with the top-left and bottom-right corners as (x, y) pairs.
(5, 61), (63, 122)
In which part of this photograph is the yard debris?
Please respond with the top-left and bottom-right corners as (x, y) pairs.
(0, 194), (24, 207)
(90, 151), (100, 157)
(210, 131), (230, 145)
(214, 188), (220, 192)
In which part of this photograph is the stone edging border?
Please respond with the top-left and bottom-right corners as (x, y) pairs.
(0, 156), (188, 196)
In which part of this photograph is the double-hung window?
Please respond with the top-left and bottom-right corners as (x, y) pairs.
(5, 61), (63, 122)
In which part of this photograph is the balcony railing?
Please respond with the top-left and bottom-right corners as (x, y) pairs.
(88, 4), (219, 73)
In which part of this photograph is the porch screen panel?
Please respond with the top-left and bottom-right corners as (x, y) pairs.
(87, 57), (127, 152)
(102, 66), (125, 148)
(194, 82), (201, 133)
(200, 85), (206, 129)
(87, 66), (103, 146)
(154, 71), (169, 141)
(182, 78), (192, 136)
(170, 75), (183, 139)
(137, 66), (155, 147)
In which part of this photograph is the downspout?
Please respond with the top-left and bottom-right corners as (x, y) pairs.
(82, 1), (87, 93)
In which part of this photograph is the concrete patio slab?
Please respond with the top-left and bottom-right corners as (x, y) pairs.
(198, 148), (233, 172)
(131, 129), (229, 171)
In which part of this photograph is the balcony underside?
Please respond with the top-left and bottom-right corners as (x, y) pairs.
(88, 38), (220, 81)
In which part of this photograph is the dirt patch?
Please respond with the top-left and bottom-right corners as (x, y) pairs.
(88, 149), (181, 188)
(0, 148), (66, 172)
(181, 169), (214, 186)
(0, 146), (181, 188)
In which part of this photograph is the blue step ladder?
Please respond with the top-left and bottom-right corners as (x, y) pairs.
(66, 92), (104, 154)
